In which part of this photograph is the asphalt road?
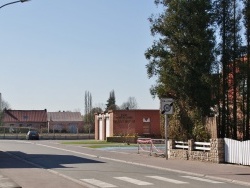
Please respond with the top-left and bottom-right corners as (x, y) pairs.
(0, 140), (249, 188)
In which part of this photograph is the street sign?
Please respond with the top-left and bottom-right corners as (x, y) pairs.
(160, 98), (174, 114)
(160, 98), (174, 160)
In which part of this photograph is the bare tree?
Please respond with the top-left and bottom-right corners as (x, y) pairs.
(73, 108), (81, 112)
(120, 97), (138, 110)
(0, 95), (10, 126)
(1, 101), (9, 110)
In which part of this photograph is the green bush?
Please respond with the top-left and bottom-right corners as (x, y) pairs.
(107, 136), (137, 144)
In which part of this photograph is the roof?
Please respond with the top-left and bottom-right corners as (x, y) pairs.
(48, 112), (82, 122)
(3, 110), (47, 123)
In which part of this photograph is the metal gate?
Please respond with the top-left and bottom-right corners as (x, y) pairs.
(224, 138), (250, 166)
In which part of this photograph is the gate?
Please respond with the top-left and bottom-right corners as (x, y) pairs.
(224, 138), (250, 165)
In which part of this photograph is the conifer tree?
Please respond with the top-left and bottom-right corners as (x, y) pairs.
(243, 0), (250, 139)
(106, 90), (117, 111)
(145, 0), (215, 140)
(215, 0), (242, 138)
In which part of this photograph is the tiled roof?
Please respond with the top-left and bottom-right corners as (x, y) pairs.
(48, 112), (82, 122)
(3, 110), (47, 123)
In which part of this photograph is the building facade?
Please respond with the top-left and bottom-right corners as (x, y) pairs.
(2, 109), (48, 132)
(2, 109), (84, 133)
(95, 109), (161, 140)
(48, 112), (83, 133)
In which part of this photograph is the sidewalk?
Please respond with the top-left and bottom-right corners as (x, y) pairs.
(0, 174), (20, 188)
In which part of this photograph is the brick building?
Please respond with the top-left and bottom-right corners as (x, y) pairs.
(95, 109), (161, 140)
(48, 111), (83, 133)
(2, 109), (48, 132)
(2, 109), (84, 133)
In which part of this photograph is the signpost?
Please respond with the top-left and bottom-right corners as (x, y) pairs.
(160, 98), (174, 160)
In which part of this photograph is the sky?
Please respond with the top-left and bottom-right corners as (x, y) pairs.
(0, 0), (161, 114)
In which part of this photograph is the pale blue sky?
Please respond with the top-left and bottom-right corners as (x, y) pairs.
(0, 0), (161, 114)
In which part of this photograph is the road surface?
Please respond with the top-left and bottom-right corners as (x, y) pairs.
(0, 140), (248, 188)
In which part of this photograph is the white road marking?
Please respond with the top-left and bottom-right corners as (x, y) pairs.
(9, 141), (230, 186)
(147, 176), (188, 184)
(114, 177), (153, 185)
(182, 176), (224, 183)
(81, 179), (117, 188)
(109, 151), (131, 154)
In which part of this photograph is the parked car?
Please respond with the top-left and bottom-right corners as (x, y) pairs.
(26, 130), (39, 140)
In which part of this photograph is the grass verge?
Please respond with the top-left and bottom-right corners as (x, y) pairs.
(61, 140), (137, 148)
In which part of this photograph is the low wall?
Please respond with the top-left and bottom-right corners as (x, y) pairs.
(0, 133), (94, 140)
(169, 139), (224, 163)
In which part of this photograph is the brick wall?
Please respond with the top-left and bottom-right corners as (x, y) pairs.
(169, 138), (224, 163)
(95, 110), (161, 140)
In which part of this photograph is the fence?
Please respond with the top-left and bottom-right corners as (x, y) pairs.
(224, 138), (250, 166)
(137, 138), (250, 165)
(137, 138), (165, 156)
(137, 139), (211, 157)
(174, 141), (211, 151)
(0, 126), (87, 134)
(0, 133), (95, 140)
(137, 138), (224, 163)
(0, 126), (94, 139)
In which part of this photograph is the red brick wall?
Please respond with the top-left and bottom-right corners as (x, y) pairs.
(95, 110), (161, 140)
(134, 110), (161, 136)
(111, 110), (161, 137)
(112, 110), (136, 136)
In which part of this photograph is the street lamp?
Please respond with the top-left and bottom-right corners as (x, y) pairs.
(0, 0), (30, 9)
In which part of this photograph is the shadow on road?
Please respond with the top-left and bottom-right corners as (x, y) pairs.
(0, 151), (104, 169)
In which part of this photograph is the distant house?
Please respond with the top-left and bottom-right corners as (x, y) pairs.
(2, 109), (48, 132)
(2, 109), (84, 134)
(47, 112), (83, 133)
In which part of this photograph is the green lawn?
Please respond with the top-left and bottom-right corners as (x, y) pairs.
(61, 140), (137, 148)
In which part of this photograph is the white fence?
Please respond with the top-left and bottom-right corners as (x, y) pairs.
(224, 138), (250, 166)
(137, 138), (250, 165)
(174, 141), (211, 151)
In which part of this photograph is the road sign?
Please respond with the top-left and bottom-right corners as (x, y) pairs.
(160, 98), (173, 114)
